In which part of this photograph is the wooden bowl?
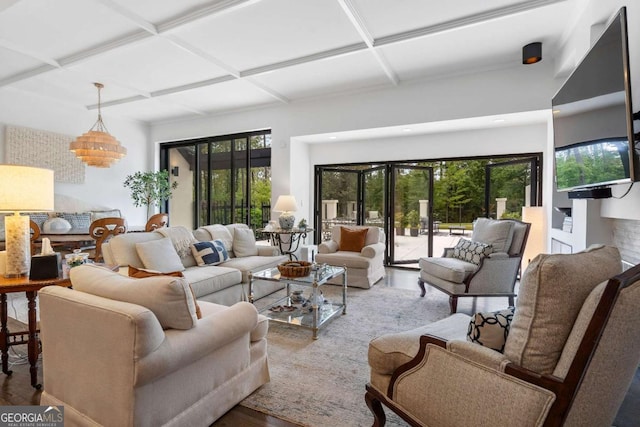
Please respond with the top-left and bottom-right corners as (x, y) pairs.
(277, 261), (312, 277)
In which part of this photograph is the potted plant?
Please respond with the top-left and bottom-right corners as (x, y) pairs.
(395, 213), (405, 236)
(297, 218), (307, 230)
(123, 170), (178, 219)
(407, 210), (420, 237)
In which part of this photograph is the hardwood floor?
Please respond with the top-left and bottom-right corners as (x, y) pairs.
(1, 268), (637, 426)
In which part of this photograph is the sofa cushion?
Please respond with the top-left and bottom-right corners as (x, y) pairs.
(90, 209), (122, 222)
(136, 238), (185, 273)
(418, 256), (478, 284)
(452, 238), (493, 265)
(42, 217), (72, 233)
(467, 307), (514, 352)
(156, 226), (198, 268)
(198, 225), (234, 252)
(233, 227), (258, 257)
(504, 245), (621, 374)
(338, 226), (368, 252)
(71, 264), (198, 330)
(182, 265), (243, 298)
(26, 212), (49, 229)
(107, 232), (163, 268)
(60, 212), (92, 229)
(472, 218), (514, 253)
(220, 255), (288, 283)
(128, 266), (202, 319)
(191, 240), (229, 266)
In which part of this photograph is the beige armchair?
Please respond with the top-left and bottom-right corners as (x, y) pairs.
(418, 218), (530, 313)
(38, 264), (270, 427)
(315, 225), (385, 288)
(367, 245), (640, 426)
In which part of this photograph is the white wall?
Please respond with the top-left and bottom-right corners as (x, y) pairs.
(0, 87), (151, 226)
(554, 1), (640, 220)
(152, 62), (558, 224)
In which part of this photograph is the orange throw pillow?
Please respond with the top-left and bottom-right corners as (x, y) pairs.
(128, 266), (202, 319)
(339, 227), (368, 252)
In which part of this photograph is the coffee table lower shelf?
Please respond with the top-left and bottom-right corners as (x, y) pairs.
(260, 296), (345, 339)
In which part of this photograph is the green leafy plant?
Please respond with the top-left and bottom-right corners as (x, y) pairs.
(297, 218), (307, 229)
(406, 210), (420, 228)
(123, 170), (178, 219)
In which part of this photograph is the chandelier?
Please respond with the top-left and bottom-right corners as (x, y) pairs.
(70, 82), (127, 167)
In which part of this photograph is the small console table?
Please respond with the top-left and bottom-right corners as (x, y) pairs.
(259, 228), (314, 260)
(0, 275), (72, 389)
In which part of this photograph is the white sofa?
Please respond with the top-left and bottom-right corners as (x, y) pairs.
(102, 224), (288, 306)
(39, 264), (270, 426)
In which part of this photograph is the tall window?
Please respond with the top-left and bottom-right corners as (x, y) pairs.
(160, 130), (271, 231)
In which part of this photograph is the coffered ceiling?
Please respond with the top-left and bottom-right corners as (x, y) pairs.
(0, 0), (578, 124)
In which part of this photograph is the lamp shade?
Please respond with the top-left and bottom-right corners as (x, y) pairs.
(0, 165), (54, 212)
(273, 195), (298, 213)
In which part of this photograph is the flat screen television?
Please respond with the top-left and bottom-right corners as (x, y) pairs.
(552, 6), (639, 195)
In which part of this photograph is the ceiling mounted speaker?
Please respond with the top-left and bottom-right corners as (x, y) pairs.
(522, 42), (542, 64)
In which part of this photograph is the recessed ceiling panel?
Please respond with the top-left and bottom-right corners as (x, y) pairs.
(160, 79), (277, 115)
(172, 0), (362, 71)
(10, 69), (140, 106)
(67, 37), (229, 93)
(0, 0), (138, 59)
(379, 9), (567, 81)
(0, 46), (45, 80)
(251, 50), (391, 99)
(352, 0), (555, 39)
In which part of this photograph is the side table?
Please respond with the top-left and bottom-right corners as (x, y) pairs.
(0, 275), (72, 389)
(259, 228), (314, 260)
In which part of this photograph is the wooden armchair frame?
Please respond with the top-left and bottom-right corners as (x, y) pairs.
(366, 263), (640, 426)
(89, 217), (127, 262)
(145, 213), (169, 232)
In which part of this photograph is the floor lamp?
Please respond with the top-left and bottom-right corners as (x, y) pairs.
(0, 165), (54, 277)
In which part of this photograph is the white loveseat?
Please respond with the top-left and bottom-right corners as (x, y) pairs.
(39, 264), (270, 426)
(102, 224), (288, 306)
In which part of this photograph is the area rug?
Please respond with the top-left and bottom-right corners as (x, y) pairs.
(242, 284), (451, 427)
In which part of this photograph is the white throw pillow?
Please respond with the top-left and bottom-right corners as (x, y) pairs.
(135, 238), (185, 273)
(71, 264), (197, 330)
(233, 227), (258, 257)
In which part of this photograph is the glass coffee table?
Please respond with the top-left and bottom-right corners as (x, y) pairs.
(249, 265), (346, 339)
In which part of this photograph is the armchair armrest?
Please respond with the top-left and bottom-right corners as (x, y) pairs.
(381, 339), (556, 426)
(137, 301), (258, 385)
(318, 240), (338, 254)
(488, 251), (510, 260)
(443, 247), (455, 257)
(361, 242), (385, 258)
(257, 245), (280, 256)
(447, 340), (511, 371)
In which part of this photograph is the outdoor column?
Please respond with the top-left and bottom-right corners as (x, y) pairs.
(496, 198), (507, 219)
(419, 200), (428, 219)
(322, 200), (338, 220)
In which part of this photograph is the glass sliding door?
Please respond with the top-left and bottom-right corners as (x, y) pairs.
(160, 130), (272, 229)
(318, 168), (358, 241)
(390, 164), (433, 265)
(485, 157), (540, 220)
(363, 166), (386, 228)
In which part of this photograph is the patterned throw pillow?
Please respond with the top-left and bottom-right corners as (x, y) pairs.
(190, 239), (229, 266)
(467, 307), (515, 352)
(452, 238), (493, 265)
(60, 212), (92, 229)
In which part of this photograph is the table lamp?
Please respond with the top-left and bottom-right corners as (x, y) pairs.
(0, 165), (54, 277)
(273, 195), (298, 230)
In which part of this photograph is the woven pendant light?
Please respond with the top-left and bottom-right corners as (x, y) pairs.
(70, 83), (126, 167)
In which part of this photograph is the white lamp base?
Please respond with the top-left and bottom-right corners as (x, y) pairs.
(278, 212), (295, 230)
(5, 213), (30, 277)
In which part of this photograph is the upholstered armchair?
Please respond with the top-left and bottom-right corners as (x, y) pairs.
(367, 245), (640, 426)
(315, 225), (385, 288)
(418, 218), (530, 313)
(39, 264), (270, 427)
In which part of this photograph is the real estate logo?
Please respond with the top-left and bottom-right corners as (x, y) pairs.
(0, 406), (63, 427)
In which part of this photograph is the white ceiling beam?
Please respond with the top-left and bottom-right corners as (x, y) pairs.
(156, 0), (264, 33)
(0, 38), (60, 67)
(0, 64), (56, 86)
(336, 0), (398, 85)
(243, 77), (289, 103)
(375, 0), (568, 47)
(241, 43), (367, 77)
(162, 35), (240, 78)
(94, 0), (158, 34)
(57, 30), (152, 66)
